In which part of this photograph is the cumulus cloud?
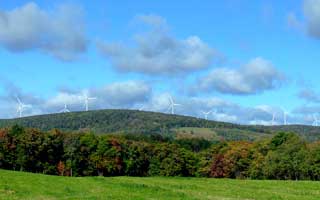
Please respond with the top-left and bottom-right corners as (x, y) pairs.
(91, 81), (152, 108)
(298, 88), (320, 103)
(135, 14), (168, 28)
(0, 80), (304, 125)
(97, 14), (217, 75)
(0, 79), (44, 118)
(304, 0), (320, 39)
(194, 57), (285, 95)
(0, 2), (87, 61)
(138, 94), (287, 124)
(45, 93), (80, 108)
(292, 105), (320, 125)
(293, 105), (320, 115)
(0, 79), (307, 125)
(44, 81), (152, 112)
(137, 94), (240, 123)
(288, 0), (320, 39)
(0, 80), (152, 118)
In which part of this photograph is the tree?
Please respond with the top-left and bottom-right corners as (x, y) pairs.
(16, 128), (45, 172)
(124, 141), (151, 176)
(210, 141), (254, 178)
(148, 143), (198, 176)
(305, 141), (320, 180)
(63, 133), (81, 176)
(263, 133), (308, 180)
(197, 142), (227, 177)
(90, 136), (124, 176)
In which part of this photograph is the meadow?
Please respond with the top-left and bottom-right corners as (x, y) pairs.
(0, 169), (319, 200)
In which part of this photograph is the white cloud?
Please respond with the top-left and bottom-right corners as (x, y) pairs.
(288, 0), (320, 39)
(135, 14), (168, 28)
(304, 0), (320, 39)
(91, 81), (152, 108)
(45, 93), (81, 107)
(195, 57), (285, 95)
(0, 2), (87, 61)
(0, 80), (307, 125)
(97, 14), (217, 75)
(298, 88), (320, 103)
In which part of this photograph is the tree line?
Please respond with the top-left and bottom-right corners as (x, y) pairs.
(0, 125), (320, 180)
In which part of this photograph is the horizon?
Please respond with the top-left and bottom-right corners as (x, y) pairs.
(1, 0), (320, 125)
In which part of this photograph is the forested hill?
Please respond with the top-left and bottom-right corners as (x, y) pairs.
(0, 109), (320, 141)
(0, 109), (237, 133)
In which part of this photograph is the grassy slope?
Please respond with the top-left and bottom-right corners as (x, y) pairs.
(174, 127), (271, 141)
(0, 170), (319, 200)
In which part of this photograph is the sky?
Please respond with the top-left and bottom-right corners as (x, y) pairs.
(1, 0), (320, 125)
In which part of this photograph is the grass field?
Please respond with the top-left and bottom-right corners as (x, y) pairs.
(174, 127), (270, 141)
(0, 170), (319, 200)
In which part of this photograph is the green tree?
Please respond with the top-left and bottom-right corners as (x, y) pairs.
(263, 132), (307, 180)
(124, 141), (151, 176)
(148, 143), (198, 176)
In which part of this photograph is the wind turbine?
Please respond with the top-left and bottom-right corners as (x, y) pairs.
(313, 114), (319, 126)
(16, 97), (32, 118)
(211, 109), (218, 120)
(137, 104), (145, 111)
(201, 110), (212, 120)
(271, 113), (276, 126)
(79, 91), (96, 111)
(167, 95), (181, 115)
(60, 103), (70, 113)
(282, 108), (289, 125)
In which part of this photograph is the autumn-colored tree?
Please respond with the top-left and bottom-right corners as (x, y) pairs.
(90, 136), (125, 176)
(57, 161), (65, 176)
(0, 125), (319, 180)
(210, 154), (227, 178)
(210, 141), (254, 178)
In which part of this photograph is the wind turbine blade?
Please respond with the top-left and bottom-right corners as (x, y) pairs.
(205, 110), (212, 115)
(166, 105), (171, 113)
(168, 95), (174, 104)
(16, 97), (22, 104)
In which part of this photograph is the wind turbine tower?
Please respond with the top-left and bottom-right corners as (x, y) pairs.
(271, 113), (276, 126)
(60, 103), (70, 113)
(201, 110), (212, 120)
(168, 95), (181, 115)
(313, 114), (319, 126)
(282, 108), (289, 125)
(80, 91), (97, 111)
(16, 97), (31, 118)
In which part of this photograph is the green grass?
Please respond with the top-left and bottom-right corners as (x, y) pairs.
(174, 127), (270, 141)
(174, 127), (220, 140)
(0, 170), (319, 200)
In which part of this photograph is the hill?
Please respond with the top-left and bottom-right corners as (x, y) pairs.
(0, 169), (319, 200)
(0, 109), (320, 141)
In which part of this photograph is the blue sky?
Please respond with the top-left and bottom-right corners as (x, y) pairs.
(1, 0), (320, 125)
